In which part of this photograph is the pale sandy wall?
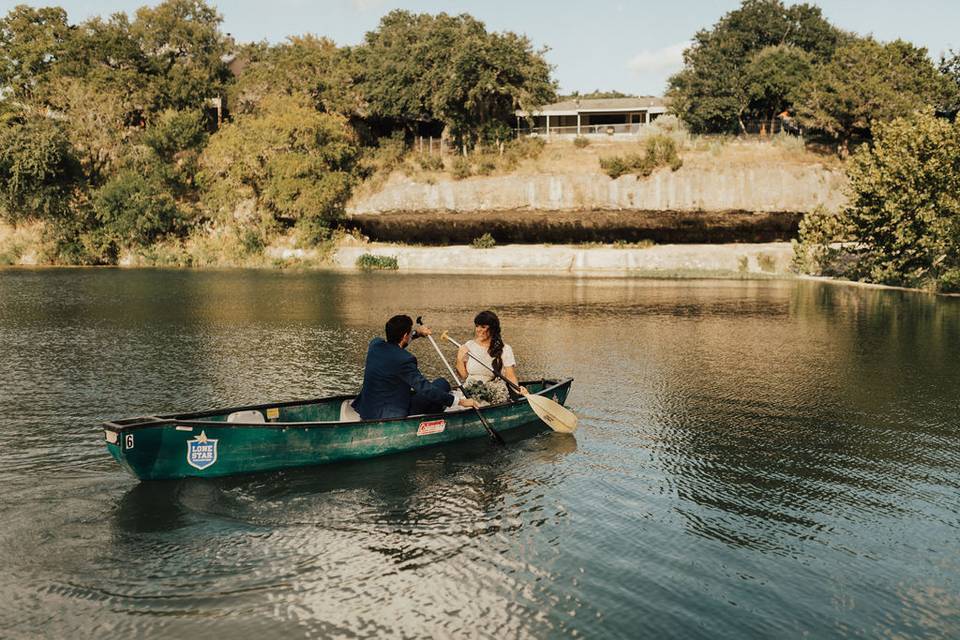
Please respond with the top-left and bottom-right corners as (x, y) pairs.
(333, 242), (796, 276)
(348, 166), (846, 215)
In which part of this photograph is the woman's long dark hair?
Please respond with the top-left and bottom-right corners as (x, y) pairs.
(474, 310), (504, 374)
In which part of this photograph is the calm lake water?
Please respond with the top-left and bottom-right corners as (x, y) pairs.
(1, 269), (959, 639)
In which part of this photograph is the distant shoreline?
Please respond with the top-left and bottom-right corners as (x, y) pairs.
(4, 244), (958, 297)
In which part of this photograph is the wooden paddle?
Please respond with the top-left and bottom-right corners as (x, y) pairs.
(440, 331), (578, 434)
(416, 317), (505, 445)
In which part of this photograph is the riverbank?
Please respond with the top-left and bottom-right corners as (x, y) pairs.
(330, 241), (795, 277)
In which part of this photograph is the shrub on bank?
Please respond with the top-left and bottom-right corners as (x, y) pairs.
(573, 136), (590, 148)
(600, 134), (683, 179)
(417, 154), (444, 171)
(356, 253), (398, 270)
(451, 157), (472, 180)
(792, 112), (960, 292)
(471, 233), (496, 249)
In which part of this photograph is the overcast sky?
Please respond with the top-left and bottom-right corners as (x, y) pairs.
(4, 0), (958, 96)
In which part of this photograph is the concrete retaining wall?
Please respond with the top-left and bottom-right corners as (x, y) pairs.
(333, 242), (796, 276)
(348, 166), (846, 216)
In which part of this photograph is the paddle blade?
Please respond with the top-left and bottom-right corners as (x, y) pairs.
(527, 394), (578, 433)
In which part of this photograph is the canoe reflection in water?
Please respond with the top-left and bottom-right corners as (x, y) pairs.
(113, 424), (577, 537)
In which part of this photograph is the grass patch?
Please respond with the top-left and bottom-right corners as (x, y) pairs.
(451, 157), (472, 180)
(471, 233), (496, 249)
(356, 253), (398, 271)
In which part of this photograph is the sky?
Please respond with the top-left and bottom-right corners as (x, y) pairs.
(3, 0), (958, 96)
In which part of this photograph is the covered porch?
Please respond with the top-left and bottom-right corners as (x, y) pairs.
(515, 97), (669, 138)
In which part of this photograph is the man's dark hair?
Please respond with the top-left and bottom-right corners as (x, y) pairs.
(385, 314), (413, 344)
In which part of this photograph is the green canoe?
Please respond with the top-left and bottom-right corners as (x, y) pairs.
(103, 378), (573, 481)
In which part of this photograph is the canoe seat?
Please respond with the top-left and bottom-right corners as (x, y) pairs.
(227, 409), (265, 423)
(339, 399), (362, 422)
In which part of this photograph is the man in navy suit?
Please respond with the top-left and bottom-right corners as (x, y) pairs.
(352, 314), (479, 420)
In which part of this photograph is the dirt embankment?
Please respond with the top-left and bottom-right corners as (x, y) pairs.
(346, 139), (845, 244)
(349, 209), (802, 244)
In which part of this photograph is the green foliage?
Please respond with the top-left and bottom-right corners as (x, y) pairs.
(744, 45), (813, 121)
(0, 116), (80, 223)
(573, 136), (590, 148)
(600, 135), (682, 179)
(227, 35), (361, 116)
(199, 95), (358, 239)
(451, 157), (472, 180)
(93, 169), (182, 249)
(843, 113), (960, 290)
(667, 0), (841, 133)
(560, 90), (635, 100)
(143, 109), (209, 160)
(941, 49), (960, 114)
(358, 11), (556, 149)
(471, 232), (496, 249)
(0, 6), (71, 102)
(500, 136), (545, 169)
(797, 38), (955, 154)
(794, 113), (960, 292)
(1, 1), (229, 115)
(791, 206), (850, 276)
(129, 0), (230, 112)
(356, 253), (398, 270)
(358, 131), (407, 179)
(416, 154), (444, 171)
(476, 158), (497, 175)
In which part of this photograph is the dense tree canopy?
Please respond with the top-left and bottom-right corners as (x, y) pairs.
(356, 11), (555, 146)
(795, 39), (955, 154)
(795, 112), (960, 292)
(227, 35), (361, 117)
(667, 0), (842, 133)
(0, 114), (80, 224)
(199, 95), (358, 242)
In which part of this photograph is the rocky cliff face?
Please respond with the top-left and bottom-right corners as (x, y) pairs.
(347, 165), (846, 215)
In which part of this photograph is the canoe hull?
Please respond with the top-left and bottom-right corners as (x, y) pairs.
(105, 379), (572, 481)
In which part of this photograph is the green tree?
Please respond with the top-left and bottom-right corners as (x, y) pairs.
(227, 35), (361, 117)
(143, 108), (208, 160)
(842, 112), (960, 290)
(0, 115), (80, 223)
(0, 6), (71, 103)
(46, 78), (136, 184)
(744, 45), (813, 127)
(54, 13), (153, 117)
(667, 0), (841, 133)
(797, 38), (954, 155)
(357, 11), (555, 148)
(130, 0), (230, 112)
(199, 95), (358, 242)
(93, 169), (182, 249)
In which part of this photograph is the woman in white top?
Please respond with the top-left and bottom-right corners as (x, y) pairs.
(456, 310), (527, 405)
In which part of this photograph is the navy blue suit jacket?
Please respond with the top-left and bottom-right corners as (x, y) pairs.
(352, 337), (455, 420)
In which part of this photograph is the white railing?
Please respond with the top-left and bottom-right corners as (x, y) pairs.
(518, 122), (649, 137)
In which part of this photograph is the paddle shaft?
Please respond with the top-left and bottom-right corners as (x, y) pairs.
(420, 326), (505, 445)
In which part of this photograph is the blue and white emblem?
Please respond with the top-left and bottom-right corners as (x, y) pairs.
(186, 431), (218, 470)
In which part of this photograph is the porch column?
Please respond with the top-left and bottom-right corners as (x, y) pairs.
(545, 114), (550, 136)
(644, 111), (650, 124)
